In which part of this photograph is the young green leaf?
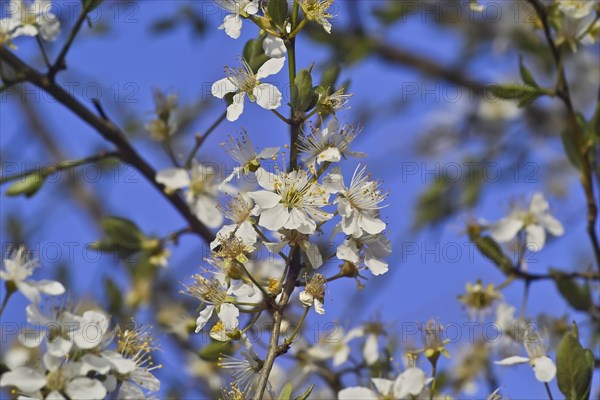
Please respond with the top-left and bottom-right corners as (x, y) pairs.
(5, 173), (46, 198)
(519, 55), (539, 88)
(277, 382), (294, 400)
(268, 0), (288, 27)
(556, 326), (594, 400)
(294, 384), (315, 400)
(549, 269), (592, 311)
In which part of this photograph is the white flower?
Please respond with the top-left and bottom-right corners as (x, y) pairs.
(558, 0), (597, 19)
(248, 167), (332, 234)
(212, 58), (285, 121)
(307, 327), (363, 367)
(298, 0), (335, 34)
(324, 166), (387, 238)
(265, 230), (323, 269)
(337, 367), (427, 399)
(0, 246), (65, 304)
(0, 353), (106, 400)
(72, 310), (111, 351)
(184, 271), (254, 335)
(18, 304), (82, 358)
(3, 0), (61, 42)
(217, 0), (259, 39)
(221, 131), (279, 186)
(299, 274), (326, 314)
(299, 119), (365, 171)
(336, 233), (391, 276)
(263, 34), (286, 58)
(156, 162), (225, 228)
(495, 331), (557, 383)
(489, 192), (564, 251)
(0, 17), (19, 46)
(218, 334), (264, 396)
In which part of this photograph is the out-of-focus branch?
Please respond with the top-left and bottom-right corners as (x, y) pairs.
(0, 47), (215, 243)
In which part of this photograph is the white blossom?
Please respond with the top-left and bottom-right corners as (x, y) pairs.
(489, 192), (564, 251)
(2, 0), (61, 42)
(495, 331), (557, 383)
(336, 233), (391, 276)
(156, 162), (226, 228)
(298, 0), (335, 34)
(558, 0), (597, 19)
(212, 58), (285, 121)
(249, 167), (332, 234)
(265, 230), (323, 269)
(0, 246), (65, 304)
(307, 327), (363, 367)
(299, 119), (365, 171)
(324, 166), (387, 238)
(218, 334), (264, 396)
(337, 367), (427, 399)
(220, 130), (279, 186)
(217, 0), (259, 39)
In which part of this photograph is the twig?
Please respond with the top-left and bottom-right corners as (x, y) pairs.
(48, 9), (89, 79)
(0, 47), (215, 243)
(185, 110), (227, 168)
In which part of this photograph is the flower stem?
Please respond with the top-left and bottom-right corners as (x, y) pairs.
(0, 283), (16, 317)
(271, 109), (291, 124)
(544, 382), (554, 400)
(429, 362), (438, 400)
(185, 110), (227, 168)
(284, 306), (310, 346)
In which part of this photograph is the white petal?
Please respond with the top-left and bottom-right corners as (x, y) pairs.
(489, 217), (523, 243)
(263, 35), (287, 58)
(332, 345), (350, 367)
(119, 381), (145, 400)
(212, 77), (239, 99)
(156, 168), (190, 190)
(494, 355), (530, 365)
(525, 224), (546, 252)
(226, 92), (246, 121)
(100, 350), (136, 374)
(394, 367), (427, 397)
(65, 377), (107, 400)
(529, 192), (549, 214)
(46, 336), (72, 357)
(336, 240), (360, 264)
(35, 280), (65, 296)
(363, 334), (379, 365)
(318, 147), (341, 164)
(253, 83), (282, 110)
(80, 354), (112, 375)
(313, 298), (325, 315)
(305, 242), (323, 269)
(371, 378), (393, 396)
(0, 367), (46, 392)
(219, 13), (243, 39)
(323, 170), (346, 193)
(18, 329), (44, 348)
(338, 387), (378, 400)
(3, 347), (30, 369)
(248, 190), (282, 209)
(257, 146), (280, 159)
(299, 291), (313, 307)
(38, 17), (60, 41)
(255, 167), (277, 190)
(193, 196), (223, 228)
(217, 303), (240, 330)
(359, 214), (386, 235)
(258, 203), (288, 231)
(195, 305), (215, 332)
(46, 391), (66, 400)
(256, 57), (286, 79)
(130, 368), (160, 391)
(364, 255), (388, 276)
(532, 356), (556, 383)
(15, 281), (41, 303)
(539, 214), (564, 237)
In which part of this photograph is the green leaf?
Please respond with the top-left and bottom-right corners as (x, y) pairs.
(294, 384), (315, 400)
(5, 173), (46, 198)
(92, 217), (146, 254)
(556, 326), (594, 400)
(549, 269), (592, 311)
(81, 0), (104, 12)
(473, 236), (513, 275)
(198, 340), (233, 361)
(277, 382), (294, 400)
(243, 38), (270, 73)
(291, 67), (317, 115)
(488, 83), (545, 107)
(519, 55), (539, 88)
(319, 64), (341, 92)
(268, 0), (288, 27)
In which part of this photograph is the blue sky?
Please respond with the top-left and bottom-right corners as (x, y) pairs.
(1, 1), (599, 398)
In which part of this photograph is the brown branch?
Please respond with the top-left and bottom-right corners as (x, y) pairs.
(0, 47), (215, 243)
(525, 0), (600, 271)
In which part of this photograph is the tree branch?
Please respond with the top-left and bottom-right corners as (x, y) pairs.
(0, 47), (215, 243)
